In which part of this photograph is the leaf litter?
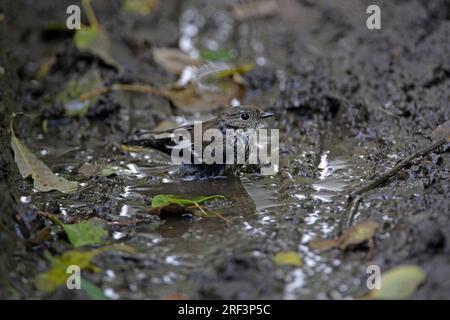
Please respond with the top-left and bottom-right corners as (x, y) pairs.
(10, 119), (78, 194)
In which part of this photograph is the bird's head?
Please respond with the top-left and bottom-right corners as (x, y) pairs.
(215, 106), (274, 130)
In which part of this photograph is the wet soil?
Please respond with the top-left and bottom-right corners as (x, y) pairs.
(0, 0), (449, 299)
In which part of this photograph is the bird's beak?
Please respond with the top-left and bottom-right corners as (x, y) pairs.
(261, 111), (274, 119)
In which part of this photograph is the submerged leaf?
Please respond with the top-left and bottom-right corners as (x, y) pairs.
(363, 265), (426, 300)
(272, 251), (302, 267)
(61, 219), (108, 248)
(11, 129), (78, 194)
(151, 194), (225, 208)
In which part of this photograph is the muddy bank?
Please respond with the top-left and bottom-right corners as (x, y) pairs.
(0, 0), (449, 299)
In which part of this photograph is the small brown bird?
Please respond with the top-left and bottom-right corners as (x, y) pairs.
(125, 106), (274, 178)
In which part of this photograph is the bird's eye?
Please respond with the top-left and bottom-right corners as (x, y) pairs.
(240, 113), (250, 120)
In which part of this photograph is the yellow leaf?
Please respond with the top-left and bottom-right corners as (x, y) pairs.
(272, 251), (302, 267)
(362, 265), (426, 300)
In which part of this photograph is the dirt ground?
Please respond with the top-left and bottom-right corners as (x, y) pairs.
(0, 0), (449, 299)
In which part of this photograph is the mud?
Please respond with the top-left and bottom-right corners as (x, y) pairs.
(0, 0), (449, 299)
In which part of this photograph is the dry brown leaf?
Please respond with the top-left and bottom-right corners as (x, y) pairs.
(309, 220), (379, 252)
(166, 82), (243, 113)
(337, 220), (379, 250)
(153, 48), (200, 74)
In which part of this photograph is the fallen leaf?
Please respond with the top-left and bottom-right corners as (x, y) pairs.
(123, 0), (158, 15)
(308, 220), (379, 252)
(151, 194), (225, 208)
(153, 48), (200, 74)
(11, 127), (78, 194)
(36, 245), (135, 292)
(200, 49), (234, 62)
(272, 251), (302, 267)
(60, 219), (108, 248)
(166, 82), (242, 113)
(81, 278), (109, 300)
(36, 250), (99, 292)
(75, 26), (122, 71)
(152, 119), (180, 133)
(362, 265), (426, 300)
(337, 220), (379, 250)
(215, 63), (255, 78)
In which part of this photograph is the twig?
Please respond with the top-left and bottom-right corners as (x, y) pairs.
(352, 137), (448, 196)
(338, 195), (362, 234)
(79, 83), (166, 101)
(338, 137), (449, 235)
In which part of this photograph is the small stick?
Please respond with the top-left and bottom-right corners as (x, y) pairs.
(79, 83), (166, 101)
(338, 136), (449, 235)
(352, 137), (448, 197)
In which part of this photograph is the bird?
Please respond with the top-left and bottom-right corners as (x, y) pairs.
(124, 106), (274, 179)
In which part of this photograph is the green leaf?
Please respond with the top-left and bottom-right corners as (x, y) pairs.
(272, 251), (302, 267)
(200, 49), (234, 62)
(36, 249), (99, 292)
(123, 0), (158, 16)
(36, 245), (136, 293)
(11, 126), (78, 194)
(363, 265), (426, 300)
(81, 278), (109, 300)
(62, 219), (108, 248)
(74, 26), (99, 49)
(151, 194), (225, 208)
